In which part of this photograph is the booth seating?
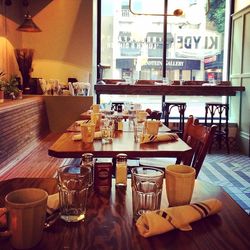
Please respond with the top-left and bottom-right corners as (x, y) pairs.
(163, 102), (187, 137)
(205, 102), (230, 153)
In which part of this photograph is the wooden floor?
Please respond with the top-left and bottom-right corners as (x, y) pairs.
(0, 133), (64, 181)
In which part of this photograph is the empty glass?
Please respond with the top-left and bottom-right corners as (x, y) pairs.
(131, 167), (164, 221)
(58, 165), (90, 222)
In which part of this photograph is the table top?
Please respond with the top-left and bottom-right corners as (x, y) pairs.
(67, 120), (170, 133)
(94, 84), (245, 96)
(48, 129), (190, 158)
(0, 178), (249, 250)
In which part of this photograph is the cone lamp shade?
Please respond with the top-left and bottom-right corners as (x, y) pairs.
(17, 12), (41, 32)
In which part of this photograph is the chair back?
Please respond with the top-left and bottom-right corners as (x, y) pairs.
(135, 80), (162, 85)
(103, 79), (125, 84)
(180, 115), (217, 178)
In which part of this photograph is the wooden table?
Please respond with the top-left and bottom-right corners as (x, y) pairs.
(0, 178), (249, 250)
(48, 129), (190, 158)
(94, 84), (245, 104)
(67, 120), (170, 133)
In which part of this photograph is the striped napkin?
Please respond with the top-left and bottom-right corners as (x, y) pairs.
(136, 198), (222, 238)
(47, 193), (60, 215)
(140, 133), (178, 144)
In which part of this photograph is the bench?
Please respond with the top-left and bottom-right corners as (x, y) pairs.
(0, 96), (92, 180)
(0, 133), (64, 181)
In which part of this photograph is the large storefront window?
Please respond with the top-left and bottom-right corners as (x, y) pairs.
(99, 0), (228, 116)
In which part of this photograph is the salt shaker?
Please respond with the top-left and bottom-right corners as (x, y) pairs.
(115, 153), (127, 187)
(81, 153), (94, 187)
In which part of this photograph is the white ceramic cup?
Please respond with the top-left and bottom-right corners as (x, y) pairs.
(145, 120), (160, 135)
(81, 122), (95, 143)
(91, 112), (102, 131)
(92, 104), (100, 113)
(3, 188), (48, 249)
(165, 165), (196, 207)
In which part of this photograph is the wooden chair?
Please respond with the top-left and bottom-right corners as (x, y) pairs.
(163, 102), (187, 138)
(135, 80), (162, 85)
(103, 79), (125, 84)
(139, 115), (217, 178)
(147, 110), (162, 120)
(179, 115), (217, 177)
(182, 80), (206, 85)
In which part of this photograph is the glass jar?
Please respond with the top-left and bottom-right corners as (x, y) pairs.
(81, 153), (94, 187)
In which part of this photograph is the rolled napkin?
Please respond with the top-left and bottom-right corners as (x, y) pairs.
(47, 193), (59, 215)
(75, 120), (91, 126)
(72, 131), (102, 141)
(136, 198), (222, 238)
(140, 133), (178, 144)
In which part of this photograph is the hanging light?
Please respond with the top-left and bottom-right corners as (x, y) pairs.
(17, 12), (42, 32)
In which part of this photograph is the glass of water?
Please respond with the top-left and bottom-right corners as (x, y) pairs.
(57, 165), (90, 222)
(131, 167), (164, 221)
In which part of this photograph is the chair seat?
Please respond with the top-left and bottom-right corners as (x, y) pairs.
(139, 158), (176, 169)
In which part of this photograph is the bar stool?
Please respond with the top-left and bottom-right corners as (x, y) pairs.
(205, 102), (230, 153)
(163, 102), (186, 137)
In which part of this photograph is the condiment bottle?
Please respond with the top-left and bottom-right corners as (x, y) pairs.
(115, 153), (127, 187)
(81, 153), (94, 187)
(94, 158), (113, 194)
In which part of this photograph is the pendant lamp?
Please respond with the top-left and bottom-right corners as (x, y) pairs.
(17, 12), (42, 32)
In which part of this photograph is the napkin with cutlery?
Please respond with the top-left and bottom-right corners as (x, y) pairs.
(72, 131), (102, 141)
(136, 198), (222, 238)
(47, 193), (60, 215)
(140, 133), (179, 144)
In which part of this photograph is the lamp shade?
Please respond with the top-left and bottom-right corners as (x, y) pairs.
(17, 13), (41, 32)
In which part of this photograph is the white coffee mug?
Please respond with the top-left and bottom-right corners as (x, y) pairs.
(1, 188), (48, 249)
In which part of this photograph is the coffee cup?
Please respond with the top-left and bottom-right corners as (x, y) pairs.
(1, 188), (48, 249)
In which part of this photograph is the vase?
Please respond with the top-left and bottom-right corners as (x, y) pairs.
(15, 49), (34, 94)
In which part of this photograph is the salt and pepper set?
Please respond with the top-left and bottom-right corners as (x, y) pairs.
(81, 152), (128, 193)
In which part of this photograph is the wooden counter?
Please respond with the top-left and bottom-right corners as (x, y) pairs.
(0, 95), (93, 169)
(0, 97), (49, 168)
(94, 84), (245, 103)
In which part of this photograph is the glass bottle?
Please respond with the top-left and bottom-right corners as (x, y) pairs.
(115, 153), (127, 187)
(81, 153), (94, 187)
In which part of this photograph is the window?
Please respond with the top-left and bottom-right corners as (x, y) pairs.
(98, 0), (229, 117)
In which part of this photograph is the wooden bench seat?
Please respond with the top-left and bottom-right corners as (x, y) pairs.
(0, 133), (65, 181)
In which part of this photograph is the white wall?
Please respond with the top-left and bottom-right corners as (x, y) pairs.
(234, 0), (250, 13)
(1, 0), (93, 85)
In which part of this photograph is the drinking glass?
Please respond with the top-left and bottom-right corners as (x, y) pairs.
(101, 117), (114, 144)
(58, 165), (90, 222)
(131, 167), (164, 221)
(133, 119), (145, 142)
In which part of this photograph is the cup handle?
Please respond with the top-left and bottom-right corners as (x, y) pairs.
(0, 207), (11, 237)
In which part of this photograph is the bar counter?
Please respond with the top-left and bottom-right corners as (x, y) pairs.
(94, 84), (245, 103)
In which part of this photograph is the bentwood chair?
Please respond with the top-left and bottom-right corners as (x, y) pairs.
(135, 80), (162, 85)
(103, 79), (125, 84)
(180, 115), (217, 177)
(163, 102), (187, 138)
(139, 115), (217, 178)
